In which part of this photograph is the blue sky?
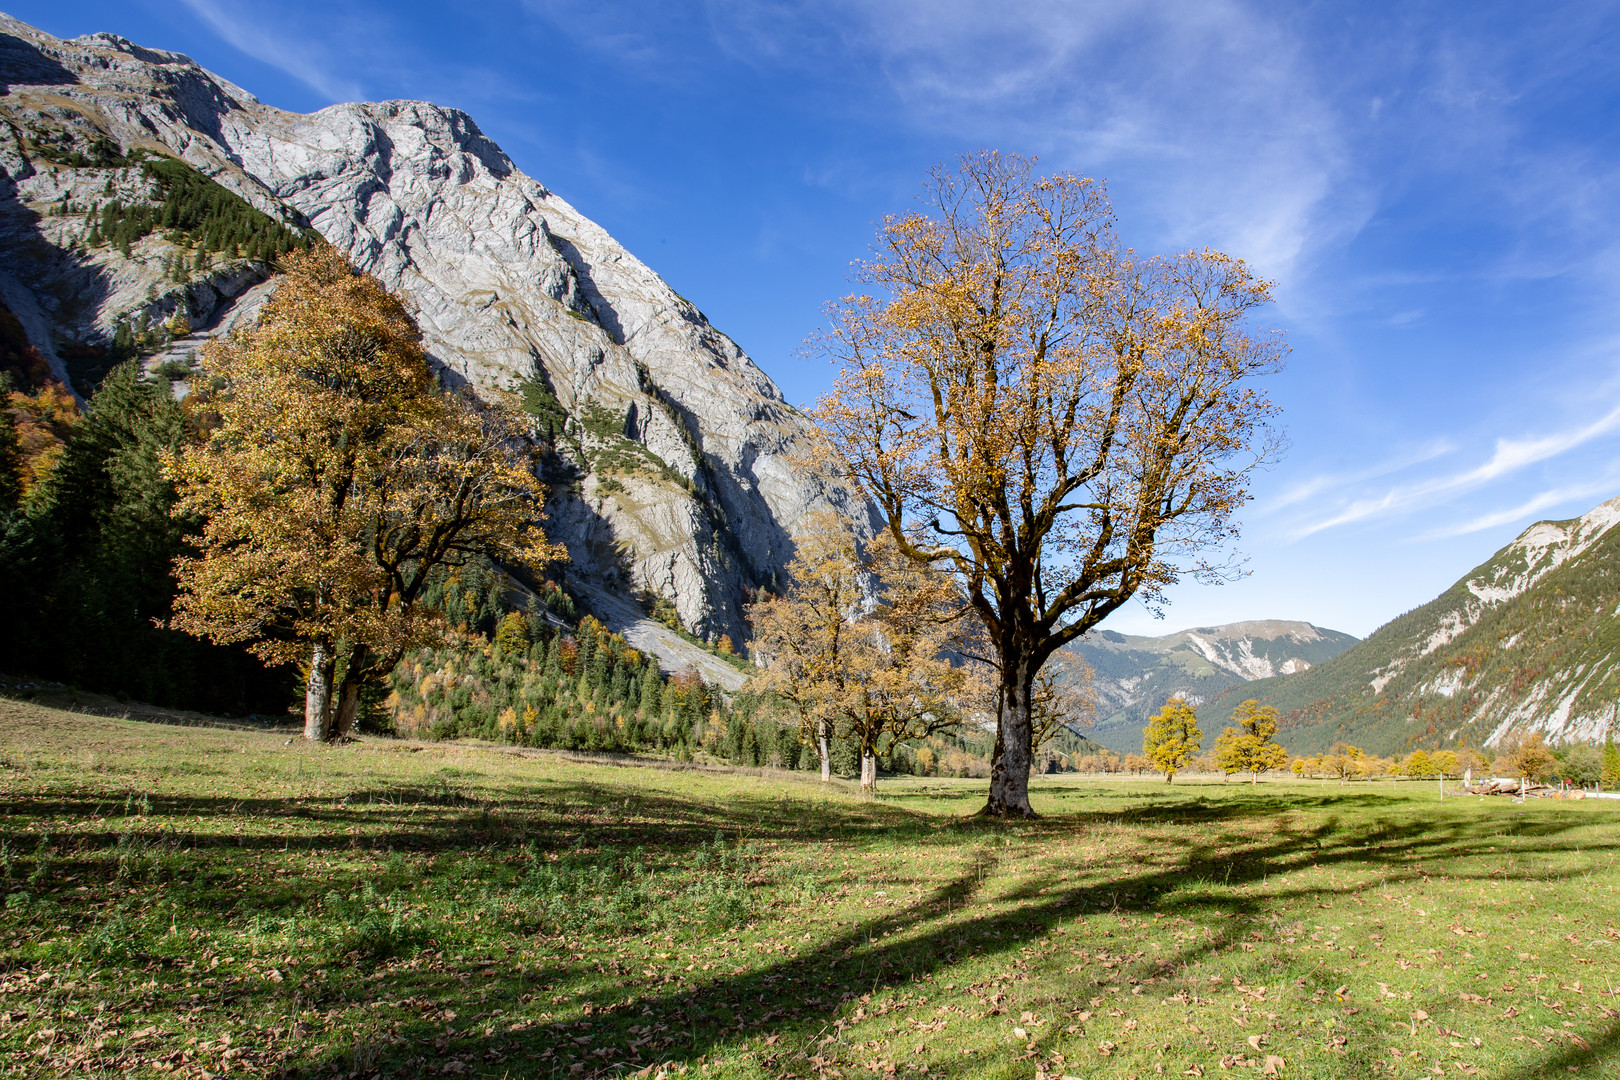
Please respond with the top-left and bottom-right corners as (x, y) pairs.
(16, 1), (1620, 639)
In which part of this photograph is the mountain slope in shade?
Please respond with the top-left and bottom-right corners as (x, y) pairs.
(0, 15), (875, 658)
(1217, 495), (1620, 755)
(1065, 620), (1358, 753)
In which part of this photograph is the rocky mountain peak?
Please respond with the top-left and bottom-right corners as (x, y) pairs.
(0, 13), (877, 661)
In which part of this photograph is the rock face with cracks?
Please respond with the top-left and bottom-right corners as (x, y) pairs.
(0, 14), (877, 658)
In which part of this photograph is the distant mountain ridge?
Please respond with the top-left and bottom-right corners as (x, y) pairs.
(1065, 620), (1359, 753)
(1219, 494), (1620, 755)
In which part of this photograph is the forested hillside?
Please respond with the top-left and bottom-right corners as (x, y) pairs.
(1217, 496), (1620, 755)
(0, 361), (291, 712)
(1067, 621), (1357, 752)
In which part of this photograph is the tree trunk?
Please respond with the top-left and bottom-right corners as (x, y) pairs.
(818, 718), (831, 782)
(984, 656), (1036, 818)
(1164, 771), (1174, 783)
(332, 646), (371, 740)
(303, 641), (334, 742)
(860, 745), (878, 794)
(333, 679), (361, 740)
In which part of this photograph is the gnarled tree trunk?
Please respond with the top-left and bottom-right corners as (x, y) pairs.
(860, 745), (878, 794)
(303, 641), (335, 742)
(333, 679), (361, 740)
(819, 717), (832, 782)
(984, 654), (1036, 817)
(332, 645), (375, 740)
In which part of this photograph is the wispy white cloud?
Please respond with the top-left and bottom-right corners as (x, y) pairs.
(773, 1), (1357, 280)
(1418, 476), (1620, 540)
(1291, 399), (1620, 538)
(176, 0), (365, 102)
(520, 0), (1365, 281)
(1264, 440), (1455, 514)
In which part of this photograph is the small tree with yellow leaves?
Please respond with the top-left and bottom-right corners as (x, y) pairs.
(749, 513), (976, 792)
(1213, 699), (1288, 784)
(1142, 697), (1201, 782)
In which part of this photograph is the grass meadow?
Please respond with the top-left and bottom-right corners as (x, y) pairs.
(0, 694), (1617, 1079)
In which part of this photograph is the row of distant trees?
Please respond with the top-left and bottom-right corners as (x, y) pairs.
(1293, 733), (1620, 786)
(1132, 693), (1620, 786)
(1138, 696), (1286, 782)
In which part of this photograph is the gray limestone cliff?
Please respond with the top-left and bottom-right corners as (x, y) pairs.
(0, 14), (876, 664)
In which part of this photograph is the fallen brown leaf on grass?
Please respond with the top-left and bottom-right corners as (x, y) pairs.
(1261, 1055), (1285, 1076)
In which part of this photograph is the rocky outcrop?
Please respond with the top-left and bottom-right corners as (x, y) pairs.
(0, 14), (877, 649)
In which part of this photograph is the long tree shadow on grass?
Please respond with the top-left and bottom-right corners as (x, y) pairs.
(269, 805), (1620, 1080)
(8, 771), (1615, 1078)
(3, 780), (1456, 862)
(8, 780), (896, 852)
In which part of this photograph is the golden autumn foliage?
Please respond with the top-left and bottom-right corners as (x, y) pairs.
(749, 512), (975, 791)
(1213, 699), (1289, 783)
(1142, 697), (1202, 782)
(6, 380), (79, 499)
(811, 151), (1284, 816)
(168, 247), (560, 740)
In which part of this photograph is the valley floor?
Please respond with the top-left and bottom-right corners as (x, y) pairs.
(0, 696), (1616, 1079)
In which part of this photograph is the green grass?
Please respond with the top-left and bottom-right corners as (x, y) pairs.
(1, 696), (1617, 1079)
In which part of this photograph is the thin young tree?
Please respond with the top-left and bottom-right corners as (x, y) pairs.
(748, 511), (863, 781)
(1321, 742), (1364, 785)
(169, 247), (557, 740)
(749, 515), (972, 792)
(813, 150), (1285, 816)
(847, 532), (975, 792)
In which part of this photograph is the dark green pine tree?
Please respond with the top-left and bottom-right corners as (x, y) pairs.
(577, 631), (597, 680)
(7, 363), (289, 711)
(639, 667), (664, 717)
(0, 381), (20, 512)
(589, 638), (613, 688)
